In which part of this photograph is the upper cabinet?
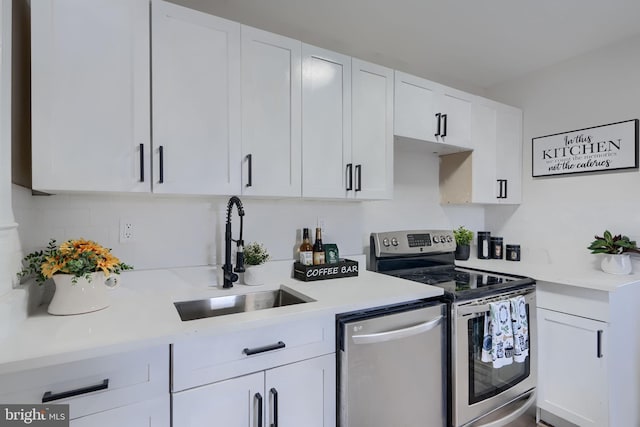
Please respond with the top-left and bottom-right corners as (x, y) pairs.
(351, 59), (394, 200)
(394, 71), (472, 151)
(31, 0), (150, 193)
(151, 0), (241, 195)
(440, 96), (523, 204)
(301, 45), (352, 199)
(241, 26), (302, 197)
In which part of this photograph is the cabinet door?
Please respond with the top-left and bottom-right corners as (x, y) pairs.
(439, 87), (472, 148)
(495, 104), (522, 204)
(152, 1), (240, 195)
(172, 372), (264, 427)
(302, 45), (352, 199)
(265, 354), (335, 427)
(394, 71), (438, 141)
(469, 101), (497, 203)
(31, 0), (150, 193)
(70, 395), (169, 427)
(352, 58), (393, 200)
(537, 308), (609, 427)
(241, 26), (301, 197)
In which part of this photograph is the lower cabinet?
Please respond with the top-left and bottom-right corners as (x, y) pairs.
(70, 395), (170, 427)
(537, 308), (608, 427)
(172, 353), (335, 427)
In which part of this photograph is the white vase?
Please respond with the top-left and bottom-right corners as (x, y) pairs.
(48, 272), (120, 315)
(243, 264), (266, 286)
(601, 254), (632, 275)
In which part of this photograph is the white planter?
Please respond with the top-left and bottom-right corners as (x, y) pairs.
(48, 272), (120, 315)
(601, 254), (632, 275)
(243, 265), (267, 286)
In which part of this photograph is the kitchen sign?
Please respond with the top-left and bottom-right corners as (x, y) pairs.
(532, 119), (639, 177)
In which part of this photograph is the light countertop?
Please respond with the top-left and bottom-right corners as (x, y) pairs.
(0, 257), (443, 375)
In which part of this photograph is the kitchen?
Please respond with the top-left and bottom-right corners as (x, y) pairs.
(2, 0), (640, 426)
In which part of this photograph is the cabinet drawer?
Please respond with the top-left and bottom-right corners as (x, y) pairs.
(172, 315), (334, 391)
(70, 394), (170, 427)
(0, 345), (169, 419)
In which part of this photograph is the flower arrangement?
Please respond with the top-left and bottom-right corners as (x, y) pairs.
(588, 230), (640, 255)
(18, 238), (133, 284)
(243, 242), (270, 266)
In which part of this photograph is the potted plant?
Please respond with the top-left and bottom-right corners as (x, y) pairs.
(242, 242), (270, 286)
(453, 226), (474, 261)
(588, 230), (640, 274)
(18, 238), (132, 315)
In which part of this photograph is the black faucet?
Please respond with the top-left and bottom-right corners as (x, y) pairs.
(223, 196), (245, 288)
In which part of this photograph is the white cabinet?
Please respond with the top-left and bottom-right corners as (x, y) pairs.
(70, 395), (170, 427)
(31, 0), (150, 193)
(537, 308), (608, 427)
(173, 354), (335, 427)
(439, 97), (522, 204)
(352, 59), (394, 200)
(394, 71), (472, 150)
(241, 26), (302, 197)
(301, 44), (352, 199)
(151, 0), (241, 195)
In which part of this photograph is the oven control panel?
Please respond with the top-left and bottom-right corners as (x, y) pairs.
(371, 230), (456, 257)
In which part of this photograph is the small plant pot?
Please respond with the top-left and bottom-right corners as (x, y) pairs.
(455, 245), (471, 261)
(243, 264), (267, 286)
(601, 254), (632, 275)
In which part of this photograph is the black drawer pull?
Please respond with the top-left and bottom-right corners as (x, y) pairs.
(255, 392), (263, 427)
(158, 146), (164, 184)
(42, 379), (109, 403)
(346, 163), (353, 191)
(139, 143), (144, 182)
(441, 113), (448, 137)
(597, 330), (604, 358)
(270, 387), (279, 427)
(246, 154), (253, 188)
(243, 341), (286, 356)
(435, 113), (441, 137)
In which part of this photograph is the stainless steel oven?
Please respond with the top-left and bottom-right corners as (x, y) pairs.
(370, 230), (537, 427)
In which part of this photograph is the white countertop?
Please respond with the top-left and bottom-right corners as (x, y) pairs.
(456, 256), (640, 291)
(0, 257), (443, 375)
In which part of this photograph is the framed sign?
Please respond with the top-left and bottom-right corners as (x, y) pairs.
(532, 119), (639, 177)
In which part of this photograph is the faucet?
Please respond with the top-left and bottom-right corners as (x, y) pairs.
(223, 196), (245, 288)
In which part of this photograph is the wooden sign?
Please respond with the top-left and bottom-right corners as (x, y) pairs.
(532, 119), (639, 177)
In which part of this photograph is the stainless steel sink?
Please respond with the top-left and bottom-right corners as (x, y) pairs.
(174, 289), (314, 321)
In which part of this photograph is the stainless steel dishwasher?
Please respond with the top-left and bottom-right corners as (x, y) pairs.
(337, 300), (447, 427)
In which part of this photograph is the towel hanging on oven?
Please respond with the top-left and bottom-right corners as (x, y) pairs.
(510, 295), (529, 363)
(481, 300), (514, 368)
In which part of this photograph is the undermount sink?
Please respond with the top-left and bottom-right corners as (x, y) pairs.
(174, 288), (314, 321)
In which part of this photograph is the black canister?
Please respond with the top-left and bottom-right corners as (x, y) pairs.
(477, 231), (491, 259)
(491, 237), (504, 259)
(506, 244), (521, 261)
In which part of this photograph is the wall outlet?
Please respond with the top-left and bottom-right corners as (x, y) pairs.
(119, 219), (135, 243)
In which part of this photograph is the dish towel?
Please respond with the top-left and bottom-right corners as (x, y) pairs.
(510, 295), (529, 363)
(481, 300), (514, 368)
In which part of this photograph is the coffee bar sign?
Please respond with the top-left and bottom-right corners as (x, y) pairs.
(532, 119), (639, 177)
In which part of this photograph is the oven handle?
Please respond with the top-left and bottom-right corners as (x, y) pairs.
(473, 389), (536, 427)
(457, 291), (535, 316)
(352, 316), (442, 345)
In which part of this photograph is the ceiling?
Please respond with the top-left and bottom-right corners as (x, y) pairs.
(172, 0), (640, 93)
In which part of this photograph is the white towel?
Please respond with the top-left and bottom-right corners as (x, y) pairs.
(483, 300), (514, 368)
(510, 296), (529, 363)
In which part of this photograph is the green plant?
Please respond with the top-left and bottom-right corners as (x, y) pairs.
(17, 238), (132, 284)
(453, 226), (474, 246)
(244, 242), (270, 266)
(588, 230), (640, 255)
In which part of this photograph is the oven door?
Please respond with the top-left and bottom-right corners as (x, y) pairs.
(452, 288), (537, 427)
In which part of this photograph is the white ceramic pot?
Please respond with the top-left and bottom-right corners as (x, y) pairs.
(601, 254), (632, 275)
(243, 264), (266, 286)
(48, 272), (120, 315)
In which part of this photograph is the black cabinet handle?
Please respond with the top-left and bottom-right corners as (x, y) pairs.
(346, 163), (353, 191)
(497, 179), (504, 199)
(42, 379), (109, 403)
(246, 154), (253, 188)
(355, 164), (362, 192)
(255, 393), (263, 427)
(435, 113), (441, 137)
(243, 341), (285, 356)
(139, 144), (144, 182)
(158, 146), (164, 184)
(597, 330), (603, 358)
(270, 388), (279, 427)
(441, 114), (447, 138)
(503, 179), (508, 199)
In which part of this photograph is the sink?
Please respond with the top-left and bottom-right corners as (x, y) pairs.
(174, 289), (314, 321)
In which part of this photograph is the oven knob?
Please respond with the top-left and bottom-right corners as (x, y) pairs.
(446, 235), (453, 243)
(382, 238), (390, 247)
(391, 238), (399, 246)
(433, 236), (440, 243)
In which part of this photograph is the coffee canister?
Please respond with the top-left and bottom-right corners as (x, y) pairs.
(477, 232), (491, 259)
(506, 244), (521, 261)
(491, 237), (504, 259)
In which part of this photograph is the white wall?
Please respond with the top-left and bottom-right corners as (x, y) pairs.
(12, 142), (484, 272)
(485, 34), (640, 269)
